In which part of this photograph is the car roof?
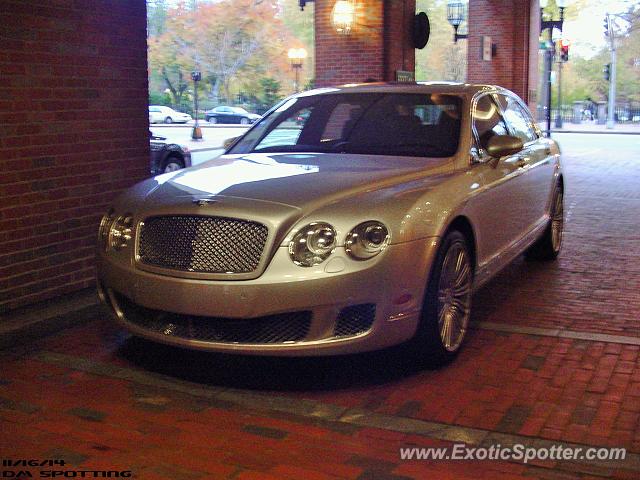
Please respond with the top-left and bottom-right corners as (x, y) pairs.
(296, 82), (515, 99)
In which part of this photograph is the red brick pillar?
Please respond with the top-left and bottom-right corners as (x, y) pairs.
(315, 0), (416, 86)
(466, 0), (539, 109)
(0, 0), (149, 312)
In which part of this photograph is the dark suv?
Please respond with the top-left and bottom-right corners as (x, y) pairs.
(149, 132), (192, 175)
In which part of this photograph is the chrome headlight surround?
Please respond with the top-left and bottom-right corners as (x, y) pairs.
(289, 222), (337, 267)
(107, 214), (134, 251)
(345, 221), (390, 260)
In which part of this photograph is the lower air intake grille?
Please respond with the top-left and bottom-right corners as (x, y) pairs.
(116, 294), (311, 344)
(334, 304), (376, 337)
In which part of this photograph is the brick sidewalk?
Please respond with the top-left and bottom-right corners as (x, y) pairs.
(2, 137), (640, 479)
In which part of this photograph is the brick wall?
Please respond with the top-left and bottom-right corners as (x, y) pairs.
(0, 0), (149, 313)
(467, 0), (537, 108)
(315, 0), (415, 86)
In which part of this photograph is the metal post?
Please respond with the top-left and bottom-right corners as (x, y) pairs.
(545, 45), (553, 136)
(607, 33), (617, 129)
(191, 71), (202, 140)
(294, 64), (300, 93)
(555, 59), (563, 128)
(555, 6), (565, 129)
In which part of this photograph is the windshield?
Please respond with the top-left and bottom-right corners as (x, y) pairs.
(229, 93), (462, 158)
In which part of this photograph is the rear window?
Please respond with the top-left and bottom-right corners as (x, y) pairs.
(229, 93), (462, 158)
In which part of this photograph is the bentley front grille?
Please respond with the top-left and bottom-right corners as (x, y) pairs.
(138, 215), (268, 274)
(116, 293), (312, 344)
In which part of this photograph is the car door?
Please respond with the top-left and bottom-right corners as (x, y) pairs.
(220, 107), (234, 124)
(497, 93), (555, 235)
(465, 93), (533, 271)
(149, 107), (161, 123)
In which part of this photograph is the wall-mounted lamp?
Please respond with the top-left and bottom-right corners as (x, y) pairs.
(446, 1), (468, 43)
(332, 0), (356, 35)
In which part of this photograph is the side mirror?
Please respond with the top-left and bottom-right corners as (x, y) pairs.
(223, 136), (240, 150)
(486, 135), (523, 158)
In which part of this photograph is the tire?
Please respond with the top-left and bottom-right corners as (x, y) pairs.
(164, 116), (173, 124)
(412, 230), (474, 365)
(208, 116), (217, 124)
(161, 156), (184, 173)
(240, 117), (249, 125)
(525, 184), (563, 261)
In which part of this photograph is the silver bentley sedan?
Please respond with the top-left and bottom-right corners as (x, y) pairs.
(97, 83), (563, 363)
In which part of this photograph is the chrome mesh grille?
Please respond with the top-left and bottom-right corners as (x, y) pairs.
(334, 304), (376, 337)
(116, 294), (312, 344)
(138, 215), (268, 274)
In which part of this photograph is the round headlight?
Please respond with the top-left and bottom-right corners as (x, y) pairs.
(345, 221), (390, 260)
(289, 222), (337, 267)
(108, 215), (134, 251)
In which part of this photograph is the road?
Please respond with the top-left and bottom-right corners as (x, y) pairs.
(150, 124), (249, 166)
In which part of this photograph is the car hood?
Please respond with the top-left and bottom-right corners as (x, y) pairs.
(143, 152), (452, 210)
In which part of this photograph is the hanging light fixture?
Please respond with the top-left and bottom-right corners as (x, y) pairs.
(332, 0), (355, 35)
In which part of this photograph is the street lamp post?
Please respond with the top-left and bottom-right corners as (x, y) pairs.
(446, 1), (468, 43)
(287, 48), (307, 93)
(191, 70), (202, 140)
(604, 13), (617, 129)
(540, 0), (569, 136)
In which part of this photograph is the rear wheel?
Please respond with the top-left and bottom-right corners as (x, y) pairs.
(413, 230), (473, 365)
(164, 116), (173, 124)
(526, 184), (563, 260)
(208, 116), (217, 124)
(161, 156), (184, 173)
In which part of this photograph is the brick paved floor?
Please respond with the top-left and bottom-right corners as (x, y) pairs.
(1, 134), (639, 479)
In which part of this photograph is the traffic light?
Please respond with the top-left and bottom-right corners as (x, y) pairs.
(603, 64), (611, 81)
(603, 16), (610, 36)
(559, 39), (570, 62)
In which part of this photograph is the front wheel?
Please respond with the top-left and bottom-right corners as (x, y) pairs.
(161, 156), (184, 173)
(525, 184), (563, 260)
(413, 230), (473, 364)
(240, 117), (249, 125)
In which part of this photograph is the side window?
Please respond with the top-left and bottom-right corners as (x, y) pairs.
(500, 95), (537, 144)
(473, 95), (509, 152)
(321, 103), (359, 142)
(254, 107), (313, 150)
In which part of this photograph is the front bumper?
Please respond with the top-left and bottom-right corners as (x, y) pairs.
(97, 238), (439, 356)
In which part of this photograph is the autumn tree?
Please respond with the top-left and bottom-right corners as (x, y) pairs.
(148, 0), (301, 109)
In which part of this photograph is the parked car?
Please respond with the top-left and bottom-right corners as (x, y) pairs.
(99, 83), (563, 363)
(149, 106), (192, 124)
(149, 131), (192, 174)
(205, 106), (261, 124)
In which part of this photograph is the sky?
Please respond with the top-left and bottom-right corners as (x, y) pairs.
(563, 0), (637, 58)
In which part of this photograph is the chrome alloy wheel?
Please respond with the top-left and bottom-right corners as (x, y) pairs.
(436, 241), (472, 352)
(551, 189), (564, 253)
